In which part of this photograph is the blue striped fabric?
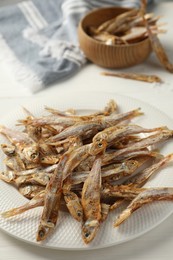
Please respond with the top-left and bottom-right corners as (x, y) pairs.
(0, 0), (153, 93)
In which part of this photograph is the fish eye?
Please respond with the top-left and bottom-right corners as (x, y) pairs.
(77, 211), (82, 217)
(85, 232), (90, 238)
(39, 230), (45, 238)
(31, 152), (38, 159)
(97, 142), (103, 148)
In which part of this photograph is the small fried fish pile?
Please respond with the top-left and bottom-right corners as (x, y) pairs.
(93, 0), (173, 83)
(88, 1), (165, 46)
(0, 99), (173, 244)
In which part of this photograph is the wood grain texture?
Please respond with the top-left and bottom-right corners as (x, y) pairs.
(78, 7), (152, 68)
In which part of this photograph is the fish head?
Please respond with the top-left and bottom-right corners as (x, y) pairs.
(67, 203), (83, 222)
(121, 160), (138, 173)
(36, 222), (54, 242)
(82, 219), (99, 244)
(64, 191), (83, 222)
(1, 144), (16, 157)
(93, 132), (108, 144)
(68, 136), (83, 148)
(22, 144), (39, 163)
(89, 139), (107, 156)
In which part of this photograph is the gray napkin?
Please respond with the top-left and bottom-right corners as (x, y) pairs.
(0, 0), (152, 93)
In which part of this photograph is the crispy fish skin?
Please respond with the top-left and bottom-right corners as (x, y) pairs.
(45, 99), (117, 118)
(102, 157), (151, 183)
(63, 190), (83, 222)
(101, 185), (145, 200)
(81, 157), (102, 244)
(108, 153), (173, 214)
(124, 153), (173, 187)
(92, 125), (166, 146)
(46, 121), (102, 143)
(36, 153), (67, 242)
(47, 109), (143, 145)
(108, 129), (173, 158)
(101, 71), (162, 83)
(97, 9), (139, 33)
(62, 140), (107, 181)
(113, 154), (173, 226)
(36, 137), (82, 241)
(0, 125), (34, 146)
(100, 203), (110, 222)
(0, 125), (40, 164)
(102, 150), (162, 166)
(114, 187), (173, 227)
(71, 157), (149, 185)
(19, 184), (45, 199)
(1, 191), (45, 218)
(143, 14), (173, 73)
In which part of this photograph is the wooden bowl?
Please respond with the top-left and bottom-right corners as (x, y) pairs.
(78, 7), (152, 69)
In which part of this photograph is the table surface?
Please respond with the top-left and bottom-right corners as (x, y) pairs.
(0, 1), (173, 259)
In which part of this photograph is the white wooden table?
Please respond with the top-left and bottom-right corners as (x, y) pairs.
(0, 1), (173, 259)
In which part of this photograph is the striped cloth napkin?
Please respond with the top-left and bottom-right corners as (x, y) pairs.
(0, 0), (153, 93)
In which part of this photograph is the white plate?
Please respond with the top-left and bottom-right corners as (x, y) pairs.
(0, 91), (173, 250)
